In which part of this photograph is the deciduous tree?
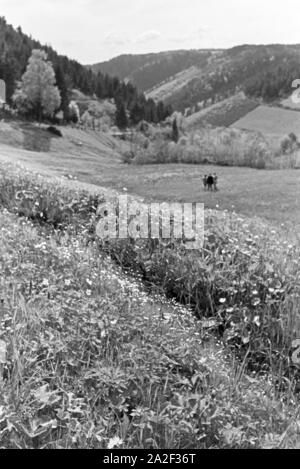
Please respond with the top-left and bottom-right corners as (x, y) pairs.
(13, 49), (61, 121)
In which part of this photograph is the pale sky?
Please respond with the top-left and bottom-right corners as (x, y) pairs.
(1, 0), (300, 64)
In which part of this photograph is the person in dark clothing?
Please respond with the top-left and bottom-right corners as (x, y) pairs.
(206, 174), (214, 191)
(213, 173), (218, 191)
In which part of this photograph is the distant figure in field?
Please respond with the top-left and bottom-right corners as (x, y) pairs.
(206, 174), (214, 191)
(203, 175), (208, 190)
(213, 173), (218, 192)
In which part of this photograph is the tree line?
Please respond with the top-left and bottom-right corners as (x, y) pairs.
(244, 62), (300, 101)
(0, 16), (172, 125)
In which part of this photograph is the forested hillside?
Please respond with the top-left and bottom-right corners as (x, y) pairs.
(90, 49), (220, 92)
(162, 45), (300, 112)
(92, 44), (300, 114)
(0, 17), (171, 123)
(2, 14), (300, 121)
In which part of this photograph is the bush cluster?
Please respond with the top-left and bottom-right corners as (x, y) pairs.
(125, 126), (300, 170)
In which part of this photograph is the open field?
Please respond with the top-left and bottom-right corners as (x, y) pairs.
(78, 164), (300, 232)
(0, 120), (300, 230)
(1, 140), (300, 231)
(231, 105), (300, 142)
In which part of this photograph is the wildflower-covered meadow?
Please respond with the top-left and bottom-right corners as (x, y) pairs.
(1, 161), (300, 448)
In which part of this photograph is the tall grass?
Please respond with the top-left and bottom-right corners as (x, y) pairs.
(0, 163), (104, 231)
(1, 162), (300, 447)
(102, 211), (300, 377)
(1, 208), (300, 448)
(0, 162), (300, 379)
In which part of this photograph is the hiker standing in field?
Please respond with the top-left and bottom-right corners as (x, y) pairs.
(213, 173), (218, 191)
(203, 175), (208, 191)
(206, 173), (214, 191)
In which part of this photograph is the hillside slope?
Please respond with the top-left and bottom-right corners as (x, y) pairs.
(231, 105), (300, 140)
(184, 92), (259, 130)
(91, 44), (300, 115)
(89, 49), (220, 93)
(0, 16), (121, 102)
(0, 16), (170, 124)
(0, 119), (128, 181)
(162, 44), (300, 113)
(1, 119), (300, 229)
(1, 163), (300, 448)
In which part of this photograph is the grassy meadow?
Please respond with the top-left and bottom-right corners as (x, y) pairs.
(1, 121), (300, 448)
(1, 120), (300, 231)
(232, 105), (300, 142)
(1, 160), (300, 448)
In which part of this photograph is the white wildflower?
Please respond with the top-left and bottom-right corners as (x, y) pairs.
(107, 436), (123, 449)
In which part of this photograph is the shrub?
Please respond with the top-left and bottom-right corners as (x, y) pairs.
(280, 133), (299, 155)
(68, 100), (80, 123)
(121, 150), (135, 164)
(128, 127), (277, 169)
(47, 125), (63, 137)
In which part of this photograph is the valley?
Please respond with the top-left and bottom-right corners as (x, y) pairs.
(1, 11), (300, 449)
(0, 121), (300, 230)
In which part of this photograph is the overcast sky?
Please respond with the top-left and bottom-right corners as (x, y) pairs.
(1, 0), (300, 64)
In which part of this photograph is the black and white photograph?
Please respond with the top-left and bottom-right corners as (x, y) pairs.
(0, 0), (300, 452)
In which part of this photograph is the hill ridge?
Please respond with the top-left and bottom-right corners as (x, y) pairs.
(90, 44), (300, 115)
